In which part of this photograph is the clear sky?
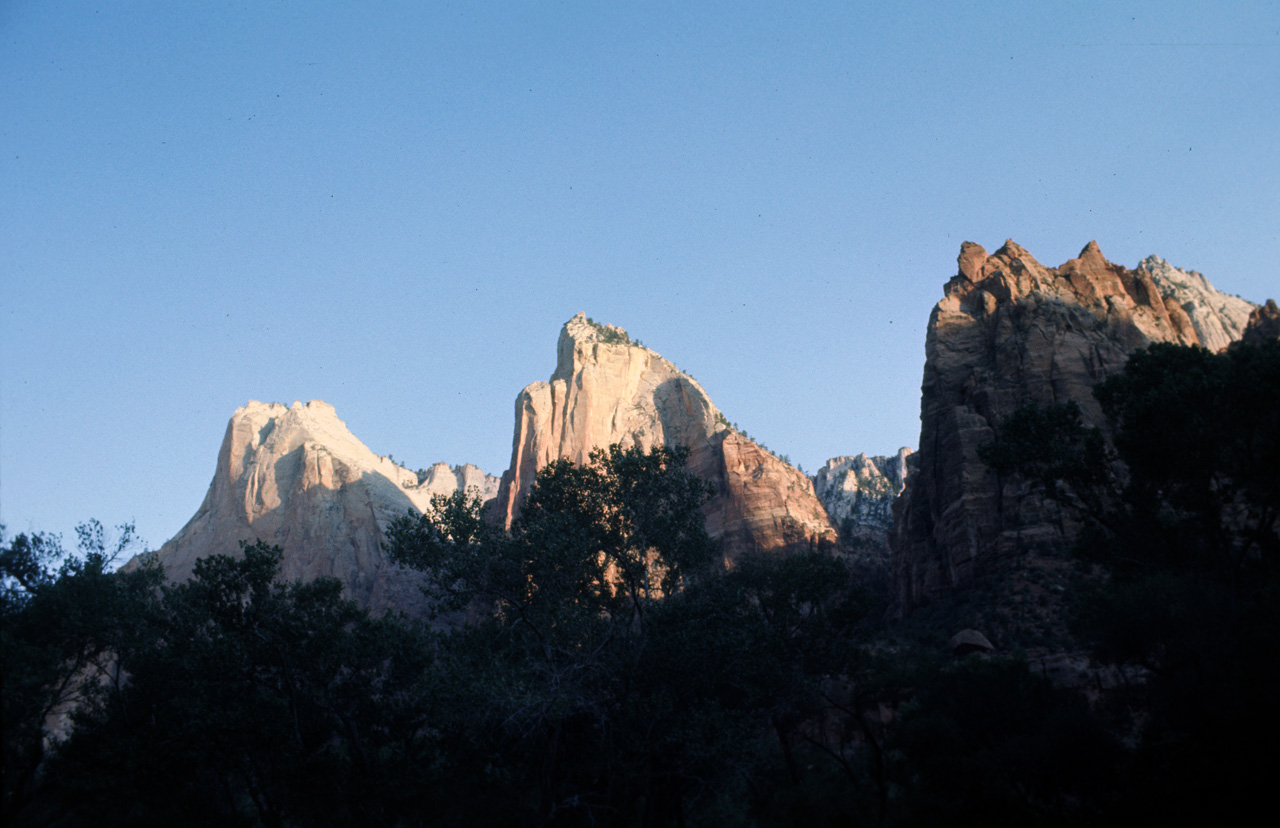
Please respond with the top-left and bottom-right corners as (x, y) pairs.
(3, 1), (1278, 552)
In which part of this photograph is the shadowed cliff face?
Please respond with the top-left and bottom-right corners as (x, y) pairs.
(1239, 299), (1280, 346)
(891, 241), (1258, 608)
(134, 400), (500, 614)
(495, 313), (837, 559)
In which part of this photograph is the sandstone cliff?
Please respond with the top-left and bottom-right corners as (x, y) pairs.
(1135, 256), (1256, 352)
(138, 400), (499, 613)
(1238, 298), (1280, 346)
(891, 241), (1257, 607)
(814, 449), (913, 537)
(495, 313), (837, 558)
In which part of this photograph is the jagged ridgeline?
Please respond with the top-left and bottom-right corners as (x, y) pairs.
(27, 242), (1274, 828)
(134, 313), (876, 613)
(131, 242), (1273, 621)
(892, 240), (1263, 608)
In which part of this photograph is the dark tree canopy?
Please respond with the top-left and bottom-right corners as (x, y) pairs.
(1, 521), (160, 823)
(12, 339), (1276, 827)
(979, 339), (1280, 822)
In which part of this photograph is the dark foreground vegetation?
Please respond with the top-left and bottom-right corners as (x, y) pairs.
(4, 341), (1278, 827)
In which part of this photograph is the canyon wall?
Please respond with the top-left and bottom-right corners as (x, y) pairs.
(814, 449), (913, 538)
(891, 240), (1257, 607)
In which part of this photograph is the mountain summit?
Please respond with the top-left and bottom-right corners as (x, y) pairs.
(891, 240), (1259, 607)
(496, 313), (838, 558)
(138, 400), (498, 613)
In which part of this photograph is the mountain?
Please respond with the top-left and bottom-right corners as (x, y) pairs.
(136, 400), (499, 613)
(890, 240), (1259, 608)
(495, 313), (838, 558)
(814, 449), (913, 539)
(1239, 298), (1280, 346)
(1134, 255), (1255, 351)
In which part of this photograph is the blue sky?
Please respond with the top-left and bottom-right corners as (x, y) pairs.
(3, 1), (1278, 552)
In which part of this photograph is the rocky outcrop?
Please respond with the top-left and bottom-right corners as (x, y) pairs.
(495, 313), (837, 558)
(1136, 256), (1256, 352)
(1238, 298), (1280, 345)
(814, 449), (913, 536)
(135, 400), (499, 613)
(891, 241), (1257, 607)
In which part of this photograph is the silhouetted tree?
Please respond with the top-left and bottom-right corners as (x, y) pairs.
(981, 340), (1280, 821)
(1, 521), (159, 824)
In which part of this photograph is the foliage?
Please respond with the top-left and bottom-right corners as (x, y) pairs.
(389, 444), (716, 618)
(30, 541), (441, 827)
(583, 316), (635, 347)
(979, 340), (1280, 821)
(982, 341), (1280, 581)
(387, 445), (729, 823)
(17, 334), (1274, 828)
(888, 658), (1121, 825)
(386, 445), (884, 825)
(1093, 340), (1280, 577)
(1, 521), (160, 823)
(978, 401), (1113, 506)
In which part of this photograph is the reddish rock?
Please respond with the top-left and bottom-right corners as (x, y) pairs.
(1237, 298), (1280, 345)
(891, 241), (1258, 608)
(495, 313), (837, 559)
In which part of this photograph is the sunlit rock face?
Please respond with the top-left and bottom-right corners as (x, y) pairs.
(814, 449), (914, 594)
(891, 241), (1258, 608)
(1135, 255), (1255, 352)
(814, 449), (913, 536)
(495, 313), (838, 559)
(135, 400), (499, 613)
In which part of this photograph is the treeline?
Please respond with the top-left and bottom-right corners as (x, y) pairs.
(3, 340), (1278, 826)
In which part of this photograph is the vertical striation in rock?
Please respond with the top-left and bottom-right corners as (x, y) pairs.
(494, 313), (837, 558)
(814, 449), (914, 536)
(891, 241), (1258, 608)
(136, 400), (499, 613)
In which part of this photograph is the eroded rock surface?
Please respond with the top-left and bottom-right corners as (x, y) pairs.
(495, 313), (837, 558)
(135, 400), (499, 613)
(1135, 256), (1255, 352)
(814, 449), (913, 535)
(1238, 298), (1280, 345)
(891, 241), (1257, 607)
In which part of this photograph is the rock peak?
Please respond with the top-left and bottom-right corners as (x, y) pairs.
(1075, 240), (1112, 273)
(133, 399), (499, 614)
(497, 318), (837, 557)
(994, 239), (1033, 261)
(563, 312), (635, 346)
(555, 314), (646, 382)
(893, 239), (1260, 608)
(1137, 256), (1257, 351)
(957, 241), (989, 282)
(1238, 298), (1280, 345)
